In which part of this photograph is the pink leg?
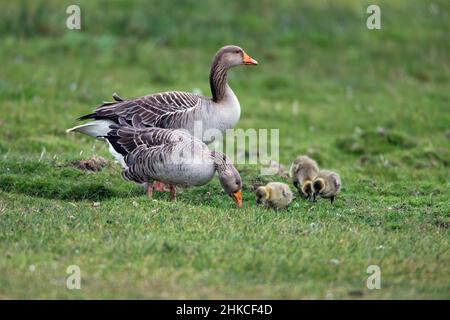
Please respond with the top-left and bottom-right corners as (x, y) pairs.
(146, 183), (153, 199)
(153, 181), (170, 192)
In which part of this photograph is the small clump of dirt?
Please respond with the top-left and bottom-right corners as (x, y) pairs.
(75, 156), (109, 172)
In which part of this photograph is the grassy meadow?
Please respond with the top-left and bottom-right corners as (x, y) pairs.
(0, 0), (449, 299)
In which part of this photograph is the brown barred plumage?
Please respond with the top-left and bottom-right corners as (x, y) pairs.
(73, 45), (257, 144)
(105, 125), (242, 205)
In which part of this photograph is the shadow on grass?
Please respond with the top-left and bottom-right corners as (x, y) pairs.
(0, 161), (143, 201)
(0, 160), (246, 208)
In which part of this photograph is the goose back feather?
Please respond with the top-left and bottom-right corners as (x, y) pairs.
(106, 125), (216, 187)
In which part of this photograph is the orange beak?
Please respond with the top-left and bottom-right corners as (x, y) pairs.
(231, 191), (242, 208)
(242, 52), (258, 65)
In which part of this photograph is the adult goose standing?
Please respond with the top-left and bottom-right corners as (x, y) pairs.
(102, 124), (243, 207)
(67, 45), (258, 144)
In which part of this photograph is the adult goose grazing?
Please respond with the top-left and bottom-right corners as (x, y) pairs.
(103, 124), (243, 207)
(67, 45), (258, 144)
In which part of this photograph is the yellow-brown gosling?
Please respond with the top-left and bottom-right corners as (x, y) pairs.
(255, 182), (294, 210)
(311, 170), (341, 204)
(301, 180), (314, 200)
(289, 155), (319, 198)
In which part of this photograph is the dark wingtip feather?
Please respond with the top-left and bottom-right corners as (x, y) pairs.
(105, 126), (128, 157)
(77, 113), (97, 121)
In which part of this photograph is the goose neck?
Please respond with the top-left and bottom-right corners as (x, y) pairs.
(209, 61), (229, 102)
(211, 151), (230, 171)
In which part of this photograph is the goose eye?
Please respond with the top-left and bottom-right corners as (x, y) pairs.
(235, 50), (240, 54)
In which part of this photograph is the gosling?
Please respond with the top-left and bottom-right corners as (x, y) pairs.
(311, 170), (341, 204)
(289, 155), (319, 199)
(301, 180), (314, 200)
(255, 182), (294, 210)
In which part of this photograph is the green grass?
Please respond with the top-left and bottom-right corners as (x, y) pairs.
(0, 0), (449, 299)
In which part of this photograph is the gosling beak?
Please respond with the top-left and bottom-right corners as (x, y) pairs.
(242, 52), (258, 65)
(231, 191), (242, 208)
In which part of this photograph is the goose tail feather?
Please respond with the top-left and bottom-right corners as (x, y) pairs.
(66, 120), (115, 138)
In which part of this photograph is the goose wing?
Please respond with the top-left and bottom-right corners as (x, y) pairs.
(106, 125), (192, 159)
(106, 125), (204, 184)
(81, 92), (203, 128)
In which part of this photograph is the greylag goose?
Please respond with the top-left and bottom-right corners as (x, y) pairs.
(255, 182), (294, 210)
(289, 155), (319, 198)
(311, 170), (341, 203)
(103, 124), (243, 207)
(67, 45), (258, 143)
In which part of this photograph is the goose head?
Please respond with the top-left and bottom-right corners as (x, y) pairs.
(218, 165), (243, 208)
(211, 151), (242, 207)
(301, 180), (313, 200)
(209, 45), (257, 102)
(311, 178), (326, 202)
(255, 186), (270, 204)
(213, 45), (258, 69)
